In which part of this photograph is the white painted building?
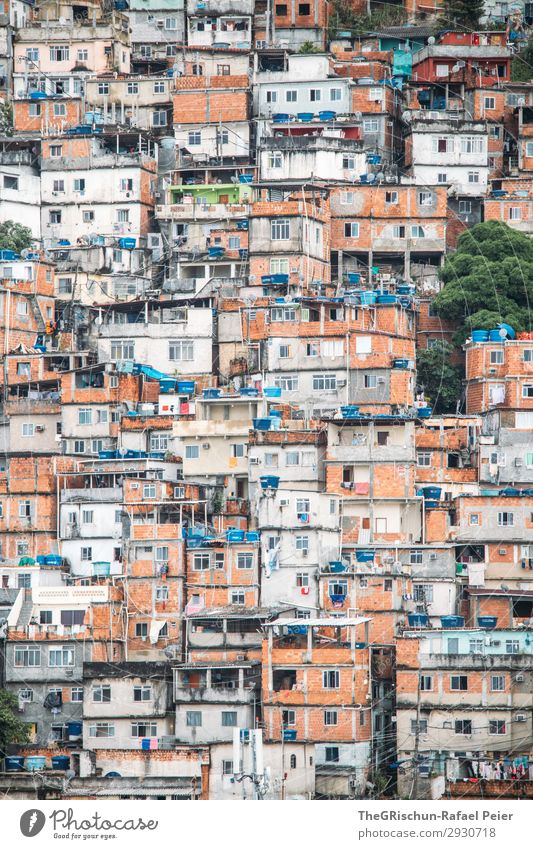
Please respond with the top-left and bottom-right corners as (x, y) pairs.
(406, 119), (489, 195)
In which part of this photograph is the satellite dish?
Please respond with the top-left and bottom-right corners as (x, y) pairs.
(428, 36), (435, 45)
(65, 769), (76, 781)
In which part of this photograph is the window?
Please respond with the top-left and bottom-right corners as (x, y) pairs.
(78, 408), (92, 426)
(296, 572), (309, 588)
(131, 722), (157, 737)
(265, 90), (278, 104)
(50, 46), (70, 61)
(271, 219), (290, 240)
(309, 89), (321, 102)
(21, 423), (34, 438)
(49, 210), (61, 224)
(393, 225), (405, 238)
(222, 760), (234, 776)
(270, 258), (289, 275)
(81, 547), (92, 561)
(50, 145), (63, 158)
(330, 88), (342, 102)
(411, 225), (425, 238)
(221, 711), (237, 727)
(295, 535), (309, 553)
(505, 640), (520, 654)
(417, 452), (431, 467)
(89, 723), (114, 738)
(49, 646), (74, 667)
(134, 686), (152, 701)
(237, 553), (253, 570)
(450, 675), (468, 691)
(92, 686), (111, 703)
(29, 103), (41, 117)
(81, 510), (94, 525)
(53, 103), (66, 117)
(324, 710), (338, 726)
(169, 340), (194, 361)
(143, 484), (156, 499)
(498, 512), (514, 526)
(231, 590), (245, 605)
(325, 746), (339, 763)
(313, 374), (337, 391)
(509, 207), (521, 221)
(15, 646), (40, 667)
(165, 16), (177, 28)
(193, 553), (210, 571)
(323, 670), (340, 689)
(437, 172), (448, 183)
(152, 110), (167, 127)
(490, 674), (505, 691)
(282, 709), (295, 726)
(271, 307), (296, 322)
(155, 585), (168, 601)
(153, 80), (165, 95)
(468, 171), (480, 184)
(484, 96), (496, 110)
(413, 584), (433, 603)
(469, 639), (484, 654)
(385, 191), (398, 205)
(490, 349), (504, 364)
(274, 374), (299, 391)
(71, 687), (83, 702)
(523, 349), (533, 363)
(455, 719), (472, 735)
(342, 155), (356, 170)
(344, 222), (359, 238)
(363, 119), (378, 133)
(432, 136), (451, 154)
(185, 445), (199, 460)
(39, 610), (52, 625)
(420, 675), (432, 691)
(26, 48), (39, 62)
(411, 719), (428, 734)
(267, 152), (283, 169)
(489, 719), (506, 735)
(461, 137), (483, 154)
(135, 622), (148, 638)
(264, 453), (278, 467)
(364, 374), (377, 389)
(16, 541), (29, 557)
(110, 340), (135, 361)
(418, 191), (433, 206)
(459, 200), (472, 214)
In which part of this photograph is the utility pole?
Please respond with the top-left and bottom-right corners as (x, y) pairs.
(411, 671), (422, 799)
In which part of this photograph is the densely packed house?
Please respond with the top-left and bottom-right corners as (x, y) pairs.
(1, 0), (533, 801)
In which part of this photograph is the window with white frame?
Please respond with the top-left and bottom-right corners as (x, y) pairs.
(509, 207), (522, 220)
(344, 222), (359, 238)
(312, 373), (337, 391)
(271, 219), (290, 240)
(323, 670), (340, 689)
(49, 646), (74, 667)
(110, 339), (135, 360)
(169, 340), (194, 361)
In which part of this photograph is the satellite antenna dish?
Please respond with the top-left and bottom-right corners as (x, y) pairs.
(427, 36), (436, 44)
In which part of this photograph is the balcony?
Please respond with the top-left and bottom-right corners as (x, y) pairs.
(156, 202), (249, 220)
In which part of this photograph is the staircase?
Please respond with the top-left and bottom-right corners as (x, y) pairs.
(17, 600), (34, 628)
(28, 295), (47, 333)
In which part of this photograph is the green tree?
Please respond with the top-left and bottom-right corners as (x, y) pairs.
(416, 342), (463, 413)
(298, 40), (322, 54)
(439, 0), (484, 29)
(0, 220), (33, 254)
(433, 221), (533, 344)
(511, 36), (533, 81)
(0, 690), (30, 755)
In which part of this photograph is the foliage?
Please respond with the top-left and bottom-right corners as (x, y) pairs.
(433, 221), (533, 344)
(416, 342), (463, 414)
(438, 0), (484, 30)
(0, 101), (13, 135)
(0, 220), (33, 254)
(328, 0), (406, 38)
(511, 37), (533, 81)
(298, 40), (322, 54)
(0, 690), (30, 755)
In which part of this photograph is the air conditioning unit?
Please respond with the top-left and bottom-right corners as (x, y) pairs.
(279, 498), (289, 507)
(202, 443), (210, 449)
(302, 549), (309, 557)
(515, 673), (525, 682)
(131, 483), (139, 490)
(377, 377), (386, 384)
(430, 553), (437, 561)
(156, 19), (165, 26)
(514, 713), (527, 722)
(489, 368), (497, 374)
(250, 457), (261, 465)
(35, 425), (45, 432)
